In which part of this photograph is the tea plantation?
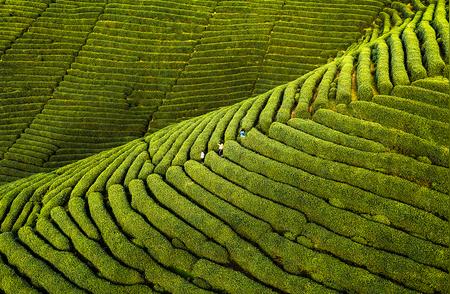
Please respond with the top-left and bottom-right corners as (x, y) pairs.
(0, 0), (392, 181)
(0, 0), (449, 293)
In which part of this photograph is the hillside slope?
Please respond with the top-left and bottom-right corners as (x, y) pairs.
(0, 0), (449, 293)
(0, 0), (391, 182)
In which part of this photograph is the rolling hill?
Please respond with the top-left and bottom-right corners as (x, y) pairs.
(0, 0), (393, 182)
(0, 0), (449, 293)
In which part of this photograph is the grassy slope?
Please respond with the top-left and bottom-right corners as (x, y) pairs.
(0, 0), (449, 293)
(0, 0), (389, 182)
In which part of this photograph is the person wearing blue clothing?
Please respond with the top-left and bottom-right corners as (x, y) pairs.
(239, 129), (246, 137)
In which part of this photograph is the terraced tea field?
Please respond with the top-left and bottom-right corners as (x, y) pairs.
(0, 0), (449, 293)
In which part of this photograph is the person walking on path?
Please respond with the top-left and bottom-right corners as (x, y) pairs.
(200, 151), (205, 162)
(218, 142), (224, 156)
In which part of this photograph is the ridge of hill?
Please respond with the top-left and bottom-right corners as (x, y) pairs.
(0, 0), (449, 293)
(0, 0), (392, 182)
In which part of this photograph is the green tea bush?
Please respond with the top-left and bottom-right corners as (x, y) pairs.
(411, 77), (449, 93)
(418, 21), (446, 76)
(271, 121), (447, 194)
(349, 100), (448, 146)
(207, 104), (239, 151)
(190, 109), (227, 160)
(356, 47), (373, 100)
(300, 223), (447, 293)
(240, 91), (272, 131)
(241, 128), (448, 221)
(128, 179), (229, 264)
(87, 191), (151, 272)
(275, 71), (313, 123)
(152, 118), (199, 164)
(293, 67), (328, 118)
(392, 85), (449, 108)
(67, 197), (100, 240)
(401, 27), (428, 81)
(85, 143), (140, 194)
(313, 108), (448, 167)
(373, 94), (448, 122)
(387, 33), (410, 85)
(191, 258), (273, 294)
(0, 231), (83, 293)
(35, 217), (71, 251)
(336, 55), (354, 105)
(224, 98), (255, 141)
(374, 40), (393, 94)
(106, 142), (147, 187)
(166, 166), (332, 293)
(432, 0), (449, 62)
(311, 62), (337, 112)
(107, 184), (204, 293)
(205, 150), (447, 246)
(0, 255), (38, 294)
(224, 139), (448, 269)
(50, 206), (144, 284)
(17, 226), (152, 293)
(184, 160), (306, 236)
(287, 118), (387, 152)
(258, 85), (284, 133)
(123, 150), (148, 186)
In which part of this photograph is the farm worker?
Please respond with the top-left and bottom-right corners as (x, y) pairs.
(218, 142), (224, 156)
(200, 151), (205, 162)
(239, 130), (246, 137)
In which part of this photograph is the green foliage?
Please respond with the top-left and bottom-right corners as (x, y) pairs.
(336, 55), (354, 105)
(205, 149), (447, 248)
(349, 100), (448, 146)
(293, 66), (328, 118)
(275, 72), (313, 123)
(67, 197), (100, 240)
(224, 137), (448, 270)
(207, 104), (240, 151)
(374, 40), (393, 94)
(50, 206), (144, 284)
(17, 226), (152, 293)
(0, 231), (84, 293)
(418, 21), (446, 76)
(401, 27), (428, 81)
(312, 108), (448, 167)
(300, 222), (447, 293)
(373, 94), (448, 123)
(166, 166), (335, 293)
(311, 63), (337, 112)
(184, 160), (307, 236)
(0, 1), (448, 292)
(356, 47), (374, 100)
(0, 255), (38, 294)
(411, 77), (449, 93)
(392, 84), (449, 108)
(240, 91), (272, 131)
(190, 108), (228, 161)
(271, 121), (447, 194)
(107, 184), (206, 293)
(35, 217), (71, 251)
(124, 150), (149, 186)
(128, 179), (229, 265)
(287, 118), (388, 152)
(387, 33), (410, 86)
